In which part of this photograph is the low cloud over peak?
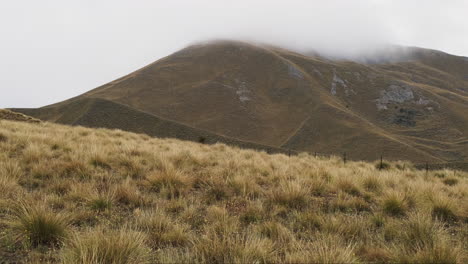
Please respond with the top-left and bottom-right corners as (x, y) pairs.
(0, 0), (467, 107)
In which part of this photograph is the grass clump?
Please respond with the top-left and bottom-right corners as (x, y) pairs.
(286, 234), (358, 263)
(270, 182), (309, 210)
(381, 192), (407, 217)
(146, 167), (191, 199)
(431, 198), (458, 222)
(90, 154), (111, 169)
(193, 232), (276, 263)
(135, 211), (191, 248)
(10, 204), (69, 248)
(61, 228), (150, 264)
(442, 176), (458, 186)
(87, 194), (113, 212)
(361, 175), (382, 192)
(0, 132), (7, 142)
(240, 203), (264, 225)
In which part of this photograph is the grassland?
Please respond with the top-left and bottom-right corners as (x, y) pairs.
(0, 119), (467, 263)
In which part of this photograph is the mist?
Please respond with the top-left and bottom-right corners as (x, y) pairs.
(1, 0), (467, 108)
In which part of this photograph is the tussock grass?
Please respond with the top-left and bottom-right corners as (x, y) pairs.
(443, 176), (459, 186)
(10, 203), (69, 248)
(61, 228), (150, 264)
(0, 119), (467, 263)
(0, 132), (7, 142)
(381, 192), (408, 216)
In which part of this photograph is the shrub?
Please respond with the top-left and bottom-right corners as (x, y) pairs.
(11, 204), (69, 247)
(61, 228), (150, 264)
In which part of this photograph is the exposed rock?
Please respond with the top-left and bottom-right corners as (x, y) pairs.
(415, 97), (430, 105)
(287, 64), (304, 79)
(234, 79), (251, 103)
(331, 71), (355, 96)
(376, 84), (414, 110)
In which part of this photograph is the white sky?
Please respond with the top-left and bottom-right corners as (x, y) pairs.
(1, 0), (467, 108)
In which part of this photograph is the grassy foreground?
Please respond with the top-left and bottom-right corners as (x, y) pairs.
(0, 119), (467, 263)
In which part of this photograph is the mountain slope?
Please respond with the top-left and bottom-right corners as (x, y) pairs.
(14, 98), (287, 154)
(13, 40), (468, 163)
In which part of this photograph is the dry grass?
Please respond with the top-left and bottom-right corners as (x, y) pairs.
(0, 119), (467, 263)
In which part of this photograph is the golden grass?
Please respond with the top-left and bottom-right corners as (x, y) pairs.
(0, 119), (467, 263)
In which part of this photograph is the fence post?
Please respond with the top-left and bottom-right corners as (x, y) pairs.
(426, 162), (429, 175)
(379, 155), (383, 170)
(288, 149), (291, 157)
(343, 152), (347, 164)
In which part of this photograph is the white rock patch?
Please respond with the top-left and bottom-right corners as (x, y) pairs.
(331, 71), (354, 96)
(234, 79), (251, 103)
(287, 64), (304, 79)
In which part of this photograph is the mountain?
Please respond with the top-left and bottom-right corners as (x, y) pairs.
(13, 40), (468, 164)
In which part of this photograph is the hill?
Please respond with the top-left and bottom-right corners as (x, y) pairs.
(0, 109), (40, 123)
(12, 40), (468, 164)
(0, 119), (467, 263)
(13, 98), (286, 154)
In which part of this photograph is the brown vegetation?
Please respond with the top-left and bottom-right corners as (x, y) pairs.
(0, 109), (40, 123)
(0, 119), (467, 263)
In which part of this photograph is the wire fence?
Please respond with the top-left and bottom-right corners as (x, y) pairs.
(280, 149), (468, 172)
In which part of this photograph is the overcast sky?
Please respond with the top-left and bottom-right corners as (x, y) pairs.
(1, 0), (467, 108)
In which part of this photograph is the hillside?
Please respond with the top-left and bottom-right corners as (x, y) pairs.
(13, 98), (286, 154)
(0, 109), (40, 123)
(0, 119), (467, 263)
(12, 40), (468, 164)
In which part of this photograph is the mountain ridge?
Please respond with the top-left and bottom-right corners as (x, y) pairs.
(13, 40), (468, 163)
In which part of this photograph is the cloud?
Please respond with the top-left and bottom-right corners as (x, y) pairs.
(0, 0), (466, 107)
